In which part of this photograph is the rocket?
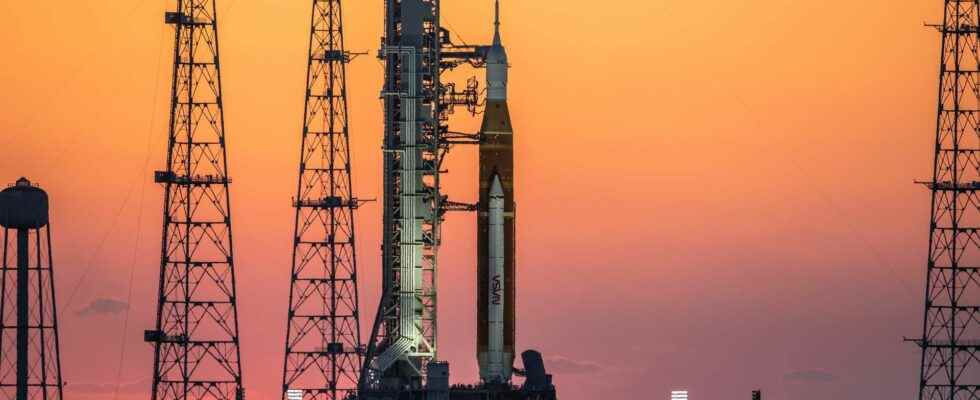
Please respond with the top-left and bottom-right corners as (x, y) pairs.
(477, 0), (515, 384)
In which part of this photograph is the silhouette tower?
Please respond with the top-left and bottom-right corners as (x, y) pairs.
(145, 2), (244, 400)
(915, 2), (980, 399)
(280, 1), (363, 399)
(0, 178), (64, 400)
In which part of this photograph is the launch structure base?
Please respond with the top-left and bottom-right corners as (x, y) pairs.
(357, 386), (557, 400)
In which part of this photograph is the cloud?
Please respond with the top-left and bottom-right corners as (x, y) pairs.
(76, 298), (128, 317)
(784, 369), (838, 383)
(546, 355), (603, 374)
(68, 377), (149, 394)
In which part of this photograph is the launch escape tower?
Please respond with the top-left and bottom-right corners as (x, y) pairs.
(360, 0), (484, 392)
(0, 178), (64, 400)
(914, 2), (980, 399)
(280, 1), (364, 399)
(146, 2), (245, 400)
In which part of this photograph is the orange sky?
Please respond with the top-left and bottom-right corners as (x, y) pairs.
(0, 1), (944, 399)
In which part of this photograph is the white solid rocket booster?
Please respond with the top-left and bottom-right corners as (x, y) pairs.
(487, 174), (506, 379)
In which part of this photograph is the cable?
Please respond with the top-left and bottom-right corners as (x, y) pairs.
(60, 0), (169, 318)
(59, 177), (138, 319)
(111, 162), (149, 400)
(111, 163), (150, 400)
(111, 19), (167, 400)
(732, 93), (917, 295)
(441, 16), (471, 47)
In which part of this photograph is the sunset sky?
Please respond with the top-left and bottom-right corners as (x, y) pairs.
(0, 1), (944, 399)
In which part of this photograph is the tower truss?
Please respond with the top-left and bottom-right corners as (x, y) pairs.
(915, 2), (980, 399)
(280, 1), (363, 399)
(146, 2), (244, 400)
(361, 0), (484, 391)
(365, 0), (444, 386)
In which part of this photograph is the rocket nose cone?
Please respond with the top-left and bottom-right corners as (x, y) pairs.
(490, 174), (504, 197)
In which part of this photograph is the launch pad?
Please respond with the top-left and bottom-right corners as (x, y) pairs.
(0, 1), (559, 400)
(358, 353), (556, 400)
(359, 386), (556, 400)
(357, 0), (558, 399)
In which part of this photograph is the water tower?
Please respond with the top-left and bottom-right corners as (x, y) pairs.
(0, 177), (64, 400)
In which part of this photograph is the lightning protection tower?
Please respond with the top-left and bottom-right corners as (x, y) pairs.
(0, 178), (64, 400)
(914, 2), (980, 399)
(145, 2), (244, 400)
(280, 1), (363, 399)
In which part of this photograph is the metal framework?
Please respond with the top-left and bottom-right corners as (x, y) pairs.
(146, 1), (244, 400)
(361, 0), (483, 391)
(281, 1), (363, 399)
(915, 2), (980, 399)
(365, 0), (443, 386)
(0, 181), (63, 400)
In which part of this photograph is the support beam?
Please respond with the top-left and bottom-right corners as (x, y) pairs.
(16, 228), (27, 400)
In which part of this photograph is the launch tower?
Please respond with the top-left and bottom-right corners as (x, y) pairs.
(0, 178), (64, 400)
(359, 2), (556, 399)
(146, 2), (245, 400)
(360, 0), (483, 391)
(914, 2), (980, 399)
(280, 1), (364, 399)
(362, 0), (445, 386)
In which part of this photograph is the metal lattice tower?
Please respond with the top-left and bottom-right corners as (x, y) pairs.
(361, 0), (484, 391)
(280, 1), (363, 399)
(915, 2), (980, 399)
(0, 178), (64, 400)
(146, 2), (244, 400)
(362, 0), (444, 387)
